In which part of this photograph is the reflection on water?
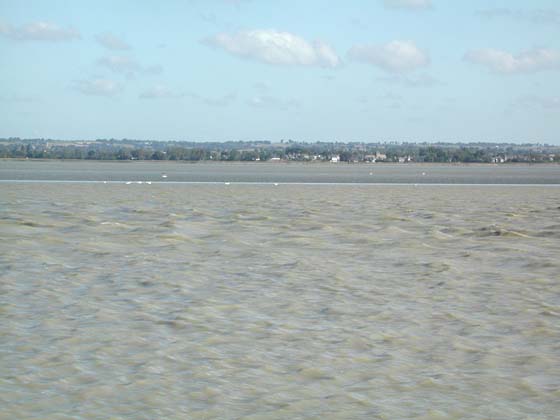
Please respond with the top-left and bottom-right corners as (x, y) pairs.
(1, 183), (559, 419)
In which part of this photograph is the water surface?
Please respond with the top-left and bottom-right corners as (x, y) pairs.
(1, 164), (559, 419)
(1, 160), (559, 184)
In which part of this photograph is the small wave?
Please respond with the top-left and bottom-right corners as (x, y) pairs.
(469, 225), (533, 238)
(16, 220), (55, 228)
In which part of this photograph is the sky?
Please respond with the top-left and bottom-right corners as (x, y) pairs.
(1, 0), (559, 143)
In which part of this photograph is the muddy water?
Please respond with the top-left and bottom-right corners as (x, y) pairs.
(1, 179), (560, 418)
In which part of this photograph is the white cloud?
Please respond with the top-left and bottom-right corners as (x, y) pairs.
(0, 21), (79, 41)
(464, 48), (560, 74)
(97, 55), (140, 73)
(204, 29), (340, 68)
(348, 40), (429, 73)
(75, 79), (122, 96)
(476, 9), (560, 26)
(383, 0), (432, 10)
(96, 55), (162, 76)
(96, 33), (131, 50)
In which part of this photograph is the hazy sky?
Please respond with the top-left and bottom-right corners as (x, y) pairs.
(1, 0), (559, 143)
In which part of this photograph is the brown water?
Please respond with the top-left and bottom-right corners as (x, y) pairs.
(1, 180), (560, 418)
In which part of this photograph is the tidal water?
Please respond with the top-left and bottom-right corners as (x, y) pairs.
(1, 162), (560, 419)
(2, 159), (560, 184)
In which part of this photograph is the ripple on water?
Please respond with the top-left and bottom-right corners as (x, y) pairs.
(1, 183), (560, 419)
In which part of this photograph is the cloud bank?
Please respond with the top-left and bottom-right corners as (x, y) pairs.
(204, 29), (340, 68)
(0, 21), (79, 41)
(464, 47), (560, 74)
(348, 40), (429, 73)
(476, 9), (560, 26)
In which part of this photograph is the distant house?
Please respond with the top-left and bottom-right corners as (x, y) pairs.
(365, 152), (387, 162)
(331, 155), (340, 163)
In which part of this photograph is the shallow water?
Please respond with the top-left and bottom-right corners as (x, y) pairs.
(1, 168), (560, 418)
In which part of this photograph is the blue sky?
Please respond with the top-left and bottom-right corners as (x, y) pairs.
(1, 0), (559, 143)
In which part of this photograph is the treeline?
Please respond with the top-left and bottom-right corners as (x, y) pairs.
(1, 140), (558, 163)
(0, 144), (271, 161)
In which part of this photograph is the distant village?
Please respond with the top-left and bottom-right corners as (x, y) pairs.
(1, 138), (559, 164)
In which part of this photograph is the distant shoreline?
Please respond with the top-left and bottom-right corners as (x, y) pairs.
(2, 139), (558, 164)
(1, 158), (559, 166)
